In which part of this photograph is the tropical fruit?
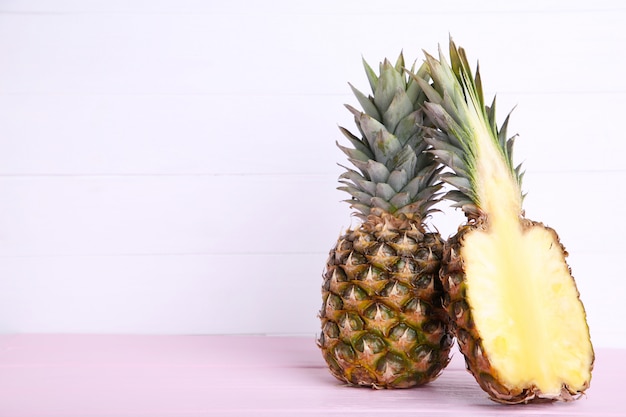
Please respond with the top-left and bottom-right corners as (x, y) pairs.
(318, 54), (453, 388)
(415, 40), (594, 403)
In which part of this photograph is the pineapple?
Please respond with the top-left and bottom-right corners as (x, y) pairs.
(414, 40), (594, 403)
(318, 54), (453, 389)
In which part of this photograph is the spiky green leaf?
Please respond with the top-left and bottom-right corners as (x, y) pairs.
(337, 129), (374, 160)
(337, 186), (373, 205)
(374, 59), (404, 112)
(349, 83), (381, 121)
(383, 89), (414, 133)
(365, 160), (391, 183)
(375, 183), (396, 200)
(362, 58), (378, 94)
(370, 197), (393, 212)
(389, 192), (411, 210)
(336, 142), (370, 162)
(387, 169), (409, 192)
(393, 110), (422, 145)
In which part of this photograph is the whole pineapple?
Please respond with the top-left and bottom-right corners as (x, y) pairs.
(318, 54), (453, 388)
(414, 40), (594, 403)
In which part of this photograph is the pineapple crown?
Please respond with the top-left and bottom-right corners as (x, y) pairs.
(415, 40), (524, 218)
(337, 53), (443, 220)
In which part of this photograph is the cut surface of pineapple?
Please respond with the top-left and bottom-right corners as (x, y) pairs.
(461, 218), (593, 397)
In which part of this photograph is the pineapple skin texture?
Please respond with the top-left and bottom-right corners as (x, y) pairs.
(440, 217), (594, 404)
(319, 210), (453, 388)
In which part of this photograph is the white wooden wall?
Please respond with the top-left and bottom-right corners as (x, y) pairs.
(0, 0), (624, 347)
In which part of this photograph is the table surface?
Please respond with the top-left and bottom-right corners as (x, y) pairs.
(0, 335), (623, 417)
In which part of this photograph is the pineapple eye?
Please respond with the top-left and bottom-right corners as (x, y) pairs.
(422, 233), (440, 246)
(415, 248), (440, 272)
(354, 333), (386, 354)
(336, 239), (353, 252)
(413, 274), (435, 290)
(325, 293), (343, 311)
(381, 280), (407, 296)
(389, 234), (419, 256)
(453, 300), (470, 320)
(449, 272), (464, 286)
(376, 352), (407, 375)
(363, 302), (395, 321)
(410, 344), (433, 363)
(372, 243), (395, 257)
(392, 234), (417, 245)
(456, 328), (471, 347)
(402, 298), (429, 317)
(440, 333), (454, 349)
(334, 342), (356, 362)
(359, 266), (385, 282)
(331, 267), (349, 283)
(421, 321), (443, 336)
(347, 251), (367, 265)
(388, 323), (418, 342)
(323, 321), (340, 339)
(416, 248), (431, 260)
(353, 232), (376, 252)
(340, 312), (365, 332)
(341, 284), (368, 301)
(394, 259), (417, 273)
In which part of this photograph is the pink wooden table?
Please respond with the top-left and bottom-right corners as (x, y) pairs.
(0, 335), (623, 416)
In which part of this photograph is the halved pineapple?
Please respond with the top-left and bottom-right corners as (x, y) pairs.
(415, 40), (594, 403)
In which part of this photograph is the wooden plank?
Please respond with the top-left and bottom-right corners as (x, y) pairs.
(0, 253), (326, 334)
(0, 174), (347, 256)
(1, 0), (622, 14)
(0, 6), (623, 97)
(0, 94), (347, 176)
(0, 335), (622, 416)
(1, 92), (624, 176)
(0, 171), (621, 256)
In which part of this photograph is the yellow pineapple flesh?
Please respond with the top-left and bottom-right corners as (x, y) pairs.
(461, 220), (592, 397)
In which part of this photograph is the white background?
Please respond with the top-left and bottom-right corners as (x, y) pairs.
(0, 0), (624, 347)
